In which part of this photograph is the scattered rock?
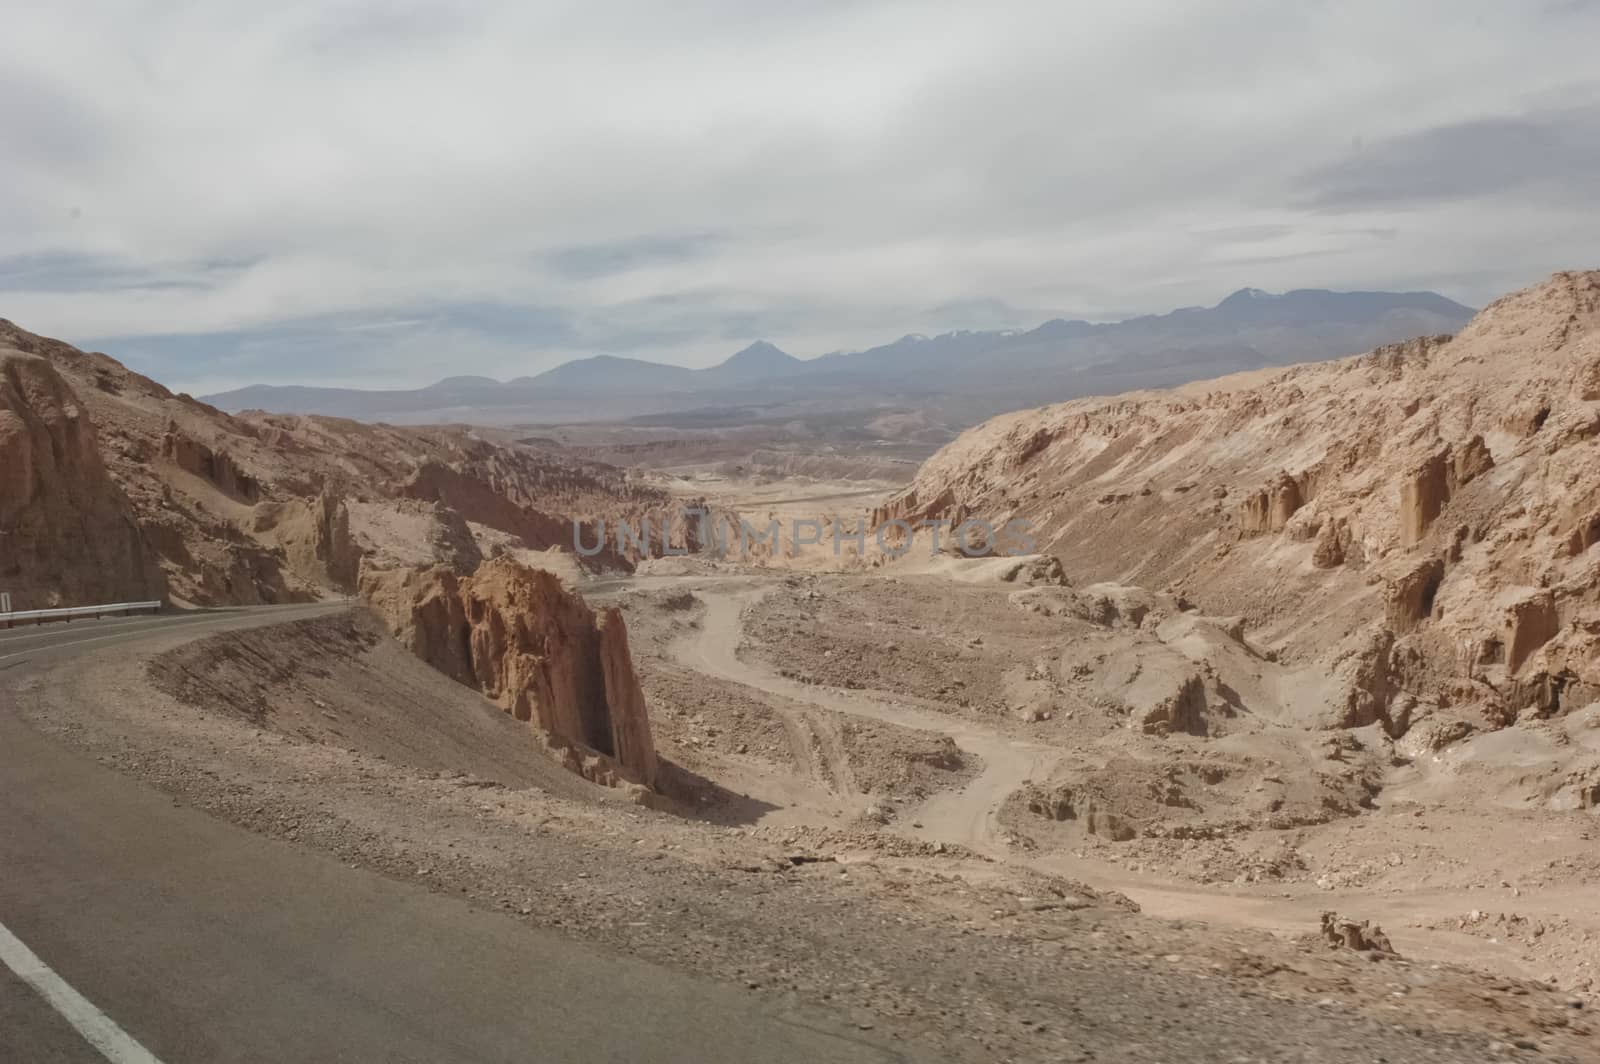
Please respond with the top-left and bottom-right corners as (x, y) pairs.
(1320, 911), (1397, 956)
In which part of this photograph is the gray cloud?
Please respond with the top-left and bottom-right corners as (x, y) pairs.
(0, 252), (254, 294)
(1, 1), (1598, 391)
(547, 233), (725, 281)
(1299, 103), (1600, 211)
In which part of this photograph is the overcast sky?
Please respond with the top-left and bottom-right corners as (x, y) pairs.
(3, 1), (1597, 393)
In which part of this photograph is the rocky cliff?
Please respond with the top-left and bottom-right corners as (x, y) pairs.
(362, 558), (659, 788)
(878, 271), (1600, 741)
(0, 349), (165, 609)
(251, 490), (362, 592)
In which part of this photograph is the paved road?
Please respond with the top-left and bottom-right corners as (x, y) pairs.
(0, 608), (905, 1064)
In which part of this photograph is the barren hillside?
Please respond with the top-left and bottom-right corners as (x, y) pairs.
(879, 271), (1600, 764)
(0, 320), (682, 608)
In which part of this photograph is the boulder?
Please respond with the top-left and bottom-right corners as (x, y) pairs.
(1320, 911), (1397, 955)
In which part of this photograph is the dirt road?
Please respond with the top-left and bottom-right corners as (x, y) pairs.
(676, 585), (1065, 848)
(666, 580), (1599, 988)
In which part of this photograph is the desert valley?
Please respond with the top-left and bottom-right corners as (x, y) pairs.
(4, 271), (1599, 1062)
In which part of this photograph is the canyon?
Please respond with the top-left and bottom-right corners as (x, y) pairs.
(4, 274), (1599, 1062)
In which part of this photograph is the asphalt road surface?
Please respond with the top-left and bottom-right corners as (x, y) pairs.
(0, 607), (905, 1063)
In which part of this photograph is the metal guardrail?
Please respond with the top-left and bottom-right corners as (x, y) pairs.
(1, 601), (163, 628)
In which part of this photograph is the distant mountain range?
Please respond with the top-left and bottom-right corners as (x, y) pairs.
(200, 287), (1475, 425)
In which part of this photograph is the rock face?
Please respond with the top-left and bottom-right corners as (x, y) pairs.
(401, 460), (620, 569)
(1398, 437), (1492, 546)
(878, 271), (1600, 741)
(1238, 472), (1306, 536)
(0, 350), (165, 609)
(1504, 590), (1559, 674)
(163, 424), (261, 502)
(363, 558), (659, 788)
(1398, 450), (1450, 547)
(1383, 556), (1444, 632)
(251, 491), (363, 592)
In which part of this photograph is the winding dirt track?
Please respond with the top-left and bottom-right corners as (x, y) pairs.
(662, 578), (1577, 985)
(675, 585), (1062, 852)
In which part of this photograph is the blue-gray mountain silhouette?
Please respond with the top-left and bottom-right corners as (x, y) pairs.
(201, 286), (1474, 423)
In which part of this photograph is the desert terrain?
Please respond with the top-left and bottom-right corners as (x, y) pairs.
(4, 273), (1599, 1062)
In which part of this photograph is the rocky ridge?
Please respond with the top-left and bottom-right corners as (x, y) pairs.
(0, 318), (683, 609)
(876, 271), (1600, 778)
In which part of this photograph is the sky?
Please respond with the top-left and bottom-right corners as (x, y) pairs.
(3, 1), (1598, 395)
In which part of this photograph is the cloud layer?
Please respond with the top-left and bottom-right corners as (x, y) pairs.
(3, 0), (1597, 392)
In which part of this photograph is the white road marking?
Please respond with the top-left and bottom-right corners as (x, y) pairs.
(0, 616), (169, 648)
(0, 607), (334, 664)
(0, 921), (165, 1064)
(0, 625), (186, 664)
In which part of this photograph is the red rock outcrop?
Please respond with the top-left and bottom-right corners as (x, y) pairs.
(362, 558), (659, 788)
(0, 349), (165, 609)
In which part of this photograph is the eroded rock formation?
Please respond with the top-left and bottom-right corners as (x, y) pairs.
(163, 423), (262, 502)
(362, 558), (659, 788)
(252, 490), (363, 592)
(1399, 437), (1492, 547)
(1399, 450), (1450, 547)
(1238, 472), (1307, 536)
(1383, 556), (1444, 632)
(1504, 590), (1560, 674)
